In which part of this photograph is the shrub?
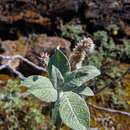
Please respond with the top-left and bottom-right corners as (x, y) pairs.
(22, 49), (100, 130)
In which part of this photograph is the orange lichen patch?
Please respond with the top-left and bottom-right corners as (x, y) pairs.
(0, 75), (11, 88)
(0, 80), (6, 89)
(24, 10), (39, 18)
(23, 10), (51, 26)
(20, 86), (28, 93)
(27, 17), (51, 26)
(7, 15), (22, 22)
(1, 9), (51, 26)
(0, 74), (11, 81)
(6, 13), (51, 26)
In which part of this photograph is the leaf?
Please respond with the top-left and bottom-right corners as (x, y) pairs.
(21, 75), (57, 102)
(71, 84), (86, 93)
(48, 49), (70, 77)
(59, 91), (90, 130)
(51, 65), (64, 89)
(71, 85), (94, 96)
(63, 65), (100, 91)
(80, 87), (94, 96)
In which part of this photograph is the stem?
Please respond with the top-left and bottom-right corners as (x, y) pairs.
(55, 90), (62, 130)
(51, 90), (62, 130)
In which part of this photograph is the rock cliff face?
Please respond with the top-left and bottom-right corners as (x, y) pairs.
(0, 0), (84, 39)
(0, 0), (50, 39)
(84, 0), (121, 30)
(0, 0), (84, 23)
(0, 0), (50, 24)
(0, 0), (128, 25)
(0, 0), (129, 38)
(121, 0), (130, 22)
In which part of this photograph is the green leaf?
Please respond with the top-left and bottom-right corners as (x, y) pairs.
(71, 84), (86, 93)
(51, 65), (64, 89)
(59, 92), (90, 130)
(80, 87), (94, 96)
(71, 85), (94, 96)
(21, 75), (57, 102)
(64, 65), (100, 91)
(48, 49), (70, 77)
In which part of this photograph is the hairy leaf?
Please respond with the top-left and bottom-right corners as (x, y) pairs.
(48, 49), (70, 77)
(51, 65), (64, 89)
(22, 75), (57, 102)
(64, 65), (100, 91)
(80, 87), (94, 96)
(59, 92), (90, 130)
(71, 85), (94, 96)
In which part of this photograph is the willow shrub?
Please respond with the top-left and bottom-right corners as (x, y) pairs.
(22, 49), (100, 130)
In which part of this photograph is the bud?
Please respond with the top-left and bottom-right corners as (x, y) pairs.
(69, 37), (95, 70)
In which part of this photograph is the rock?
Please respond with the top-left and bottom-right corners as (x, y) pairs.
(48, 0), (84, 18)
(0, 38), (27, 56)
(0, 1), (50, 25)
(121, 0), (130, 22)
(0, 34), (71, 62)
(120, 21), (130, 36)
(0, 0), (83, 24)
(25, 34), (71, 65)
(0, 34), (71, 76)
(0, 0), (84, 39)
(19, 34), (71, 76)
(0, 0), (52, 39)
(84, 0), (121, 30)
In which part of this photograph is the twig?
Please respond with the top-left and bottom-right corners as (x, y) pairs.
(19, 92), (31, 98)
(0, 64), (26, 80)
(0, 55), (47, 80)
(0, 64), (8, 70)
(94, 67), (130, 94)
(0, 55), (47, 72)
(13, 55), (47, 72)
(11, 68), (26, 80)
(88, 103), (130, 118)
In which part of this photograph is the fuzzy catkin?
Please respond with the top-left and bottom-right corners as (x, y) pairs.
(69, 37), (95, 70)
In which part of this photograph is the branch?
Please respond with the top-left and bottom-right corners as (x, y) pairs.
(0, 65), (26, 80)
(0, 55), (47, 80)
(13, 55), (47, 72)
(11, 68), (26, 80)
(0, 64), (8, 70)
(94, 67), (130, 94)
(19, 92), (31, 98)
(0, 55), (47, 72)
(88, 103), (130, 118)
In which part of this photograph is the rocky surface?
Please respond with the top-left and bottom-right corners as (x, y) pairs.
(0, 0), (129, 38)
(0, 0), (84, 39)
(0, 0), (83, 24)
(84, 0), (121, 30)
(0, 34), (71, 76)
